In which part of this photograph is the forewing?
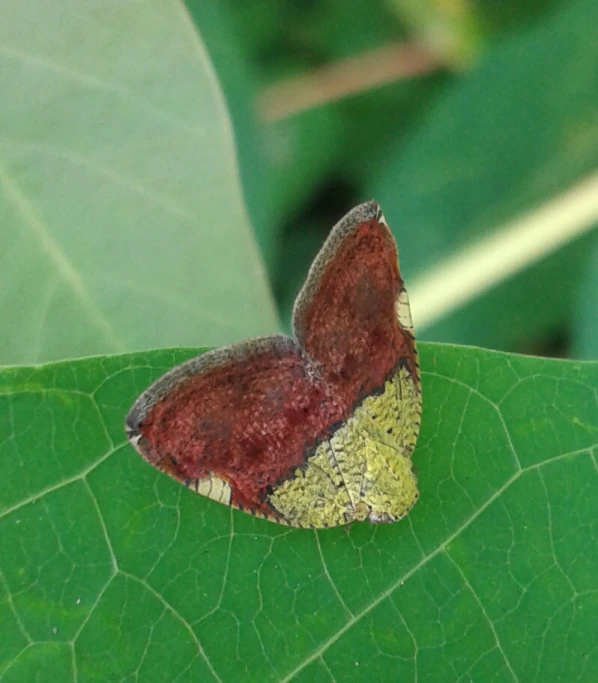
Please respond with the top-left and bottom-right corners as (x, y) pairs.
(126, 335), (336, 522)
(291, 200), (422, 525)
(292, 200), (419, 405)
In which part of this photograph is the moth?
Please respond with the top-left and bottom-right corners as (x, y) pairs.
(125, 201), (421, 528)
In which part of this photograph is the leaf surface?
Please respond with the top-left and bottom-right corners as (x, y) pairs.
(0, 0), (278, 365)
(1, 344), (597, 681)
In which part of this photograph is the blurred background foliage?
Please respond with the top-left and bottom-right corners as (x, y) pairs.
(2, 0), (597, 364)
(189, 0), (598, 359)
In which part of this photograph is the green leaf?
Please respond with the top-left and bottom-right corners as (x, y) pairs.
(369, 0), (598, 350)
(0, 1), (278, 366)
(1, 344), (597, 681)
(572, 233), (598, 360)
(373, 0), (598, 270)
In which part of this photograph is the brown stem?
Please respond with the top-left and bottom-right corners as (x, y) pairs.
(257, 42), (441, 123)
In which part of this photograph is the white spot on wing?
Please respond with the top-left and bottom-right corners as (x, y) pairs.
(194, 474), (232, 505)
(395, 289), (414, 330)
(128, 433), (142, 452)
(378, 213), (388, 227)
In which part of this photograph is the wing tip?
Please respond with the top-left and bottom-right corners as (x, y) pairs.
(292, 199), (388, 338)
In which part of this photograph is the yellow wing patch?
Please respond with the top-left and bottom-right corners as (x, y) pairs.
(268, 365), (420, 528)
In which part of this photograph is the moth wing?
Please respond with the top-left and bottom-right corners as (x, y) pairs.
(292, 200), (419, 401)
(125, 335), (348, 526)
(289, 201), (422, 524)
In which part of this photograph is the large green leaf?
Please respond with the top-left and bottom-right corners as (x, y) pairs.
(0, 0), (278, 365)
(1, 344), (596, 681)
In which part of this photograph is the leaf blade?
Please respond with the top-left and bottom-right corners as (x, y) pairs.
(1, 344), (597, 681)
(0, 1), (278, 365)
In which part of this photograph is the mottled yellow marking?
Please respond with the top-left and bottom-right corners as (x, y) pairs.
(268, 366), (420, 528)
(191, 474), (232, 505)
(267, 441), (353, 528)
